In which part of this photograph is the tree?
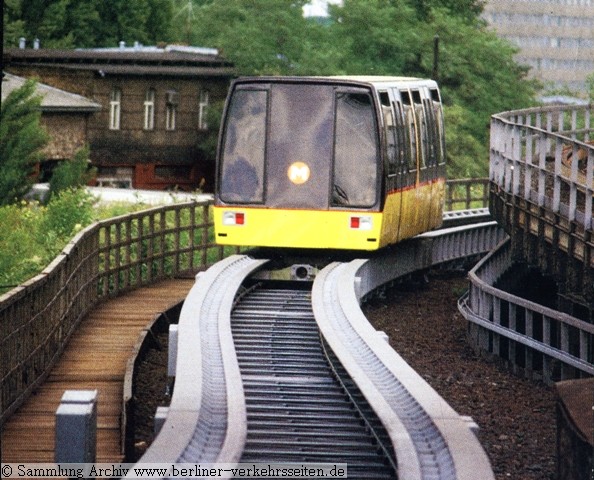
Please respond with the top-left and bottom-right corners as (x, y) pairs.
(0, 79), (48, 205)
(409, 0), (485, 22)
(189, 0), (324, 75)
(4, 0), (174, 49)
(425, 10), (536, 135)
(3, 0), (27, 49)
(328, 0), (421, 75)
(326, 1), (538, 176)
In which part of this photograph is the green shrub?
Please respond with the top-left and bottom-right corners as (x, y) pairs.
(0, 202), (45, 291)
(48, 145), (96, 198)
(40, 188), (94, 240)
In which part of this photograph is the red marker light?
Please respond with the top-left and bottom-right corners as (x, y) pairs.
(350, 216), (372, 230)
(222, 211), (246, 226)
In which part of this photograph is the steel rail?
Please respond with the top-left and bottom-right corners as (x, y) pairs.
(134, 255), (267, 470)
(313, 261), (493, 480)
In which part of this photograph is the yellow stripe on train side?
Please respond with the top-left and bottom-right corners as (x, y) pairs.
(379, 178), (445, 248)
(214, 207), (383, 250)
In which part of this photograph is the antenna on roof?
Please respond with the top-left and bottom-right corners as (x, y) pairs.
(174, 0), (196, 45)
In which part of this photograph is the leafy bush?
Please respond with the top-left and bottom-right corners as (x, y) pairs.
(0, 188), (94, 293)
(48, 145), (96, 198)
(0, 201), (48, 291)
(40, 188), (94, 240)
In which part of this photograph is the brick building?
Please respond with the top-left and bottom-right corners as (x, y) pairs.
(3, 45), (235, 191)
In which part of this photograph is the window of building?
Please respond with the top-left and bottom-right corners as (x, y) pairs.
(109, 87), (122, 130)
(144, 88), (155, 130)
(199, 90), (209, 130)
(166, 90), (178, 131)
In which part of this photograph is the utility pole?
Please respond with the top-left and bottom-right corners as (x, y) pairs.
(432, 35), (439, 81)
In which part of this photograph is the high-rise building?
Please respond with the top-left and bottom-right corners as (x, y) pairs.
(482, 0), (594, 93)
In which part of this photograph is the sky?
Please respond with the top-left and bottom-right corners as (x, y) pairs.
(302, 0), (342, 17)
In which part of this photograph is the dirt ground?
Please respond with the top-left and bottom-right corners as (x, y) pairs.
(364, 271), (557, 480)
(133, 271), (558, 479)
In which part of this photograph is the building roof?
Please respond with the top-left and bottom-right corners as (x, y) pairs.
(1, 72), (102, 112)
(3, 45), (235, 78)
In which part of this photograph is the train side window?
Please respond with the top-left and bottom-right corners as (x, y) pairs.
(411, 89), (427, 169)
(423, 97), (438, 167)
(430, 88), (446, 166)
(393, 99), (409, 175)
(332, 90), (378, 207)
(219, 89), (268, 203)
(402, 91), (417, 172)
(379, 90), (398, 176)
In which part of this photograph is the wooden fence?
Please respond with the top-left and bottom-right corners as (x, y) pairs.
(444, 177), (489, 211)
(0, 180), (487, 426)
(0, 201), (233, 426)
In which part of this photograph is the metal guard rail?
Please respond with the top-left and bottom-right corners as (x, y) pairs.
(459, 238), (594, 382)
(490, 104), (594, 249)
(137, 255), (266, 467)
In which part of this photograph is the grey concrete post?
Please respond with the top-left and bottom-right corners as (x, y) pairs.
(55, 390), (98, 463)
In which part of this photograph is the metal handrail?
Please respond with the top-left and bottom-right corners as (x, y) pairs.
(460, 239), (594, 382)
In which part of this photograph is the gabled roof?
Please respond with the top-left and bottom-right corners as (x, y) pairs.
(1, 72), (102, 112)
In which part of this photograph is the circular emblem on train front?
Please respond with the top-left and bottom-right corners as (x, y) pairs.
(287, 162), (311, 185)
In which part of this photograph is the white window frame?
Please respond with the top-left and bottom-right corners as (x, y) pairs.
(166, 90), (178, 131)
(166, 103), (176, 131)
(144, 88), (155, 130)
(199, 90), (209, 130)
(109, 87), (122, 130)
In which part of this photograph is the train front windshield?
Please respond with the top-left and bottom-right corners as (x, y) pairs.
(219, 83), (379, 210)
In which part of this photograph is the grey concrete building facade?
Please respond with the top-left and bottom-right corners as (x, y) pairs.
(482, 0), (594, 93)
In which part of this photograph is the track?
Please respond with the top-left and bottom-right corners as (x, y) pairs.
(232, 285), (397, 478)
(134, 219), (504, 479)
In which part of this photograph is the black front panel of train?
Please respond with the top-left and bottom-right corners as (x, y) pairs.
(219, 82), (380, 211)
(267, 84), (333, 209)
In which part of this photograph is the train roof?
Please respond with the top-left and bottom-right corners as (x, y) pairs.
(231, 75), (439, 89)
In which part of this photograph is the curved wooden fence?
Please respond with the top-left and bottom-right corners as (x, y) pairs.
(0, 180), (487, 427)
(0, 201), (233, 427)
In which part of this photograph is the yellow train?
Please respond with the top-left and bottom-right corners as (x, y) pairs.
(214, 76), (446, 251)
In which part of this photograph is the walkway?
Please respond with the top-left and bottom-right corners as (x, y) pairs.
(1, 278), (194, 463)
